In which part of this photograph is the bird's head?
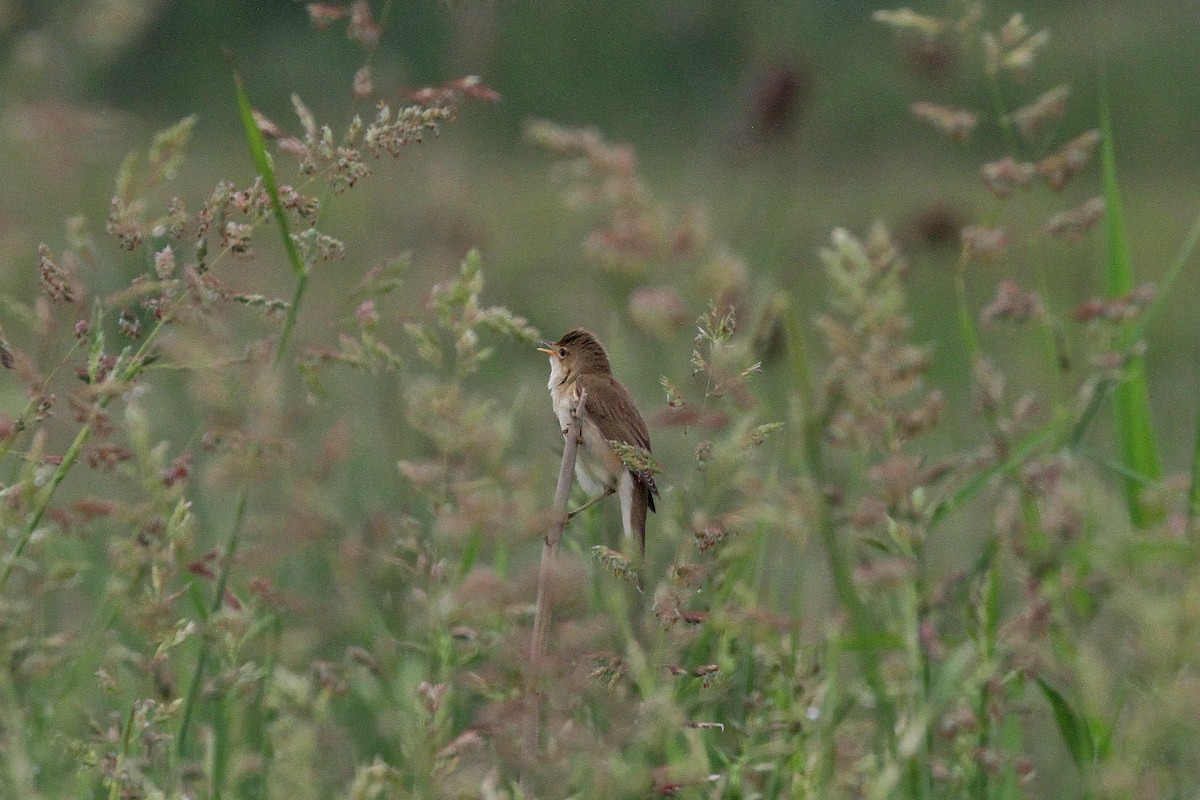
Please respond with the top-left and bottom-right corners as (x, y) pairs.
(538, 328), (612, 384)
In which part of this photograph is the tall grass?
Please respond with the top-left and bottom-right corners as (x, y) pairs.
(1, 4), (1199, 800)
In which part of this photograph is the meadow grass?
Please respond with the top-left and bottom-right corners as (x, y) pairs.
(2, 4), (1200, 799)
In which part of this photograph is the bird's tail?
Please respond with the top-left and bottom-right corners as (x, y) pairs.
(632, 481), (650, 556)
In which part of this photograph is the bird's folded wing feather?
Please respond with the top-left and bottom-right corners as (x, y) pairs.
(577, 374), (658, 498)
(577, 374), (650, 450)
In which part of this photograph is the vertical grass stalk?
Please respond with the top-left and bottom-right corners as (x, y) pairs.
(526, 388), (586, 759)
(229, 62), (310, 364)
(176, 61), (323, 763)
(1, 315), (167, 593)
(176, 483), (250, 758)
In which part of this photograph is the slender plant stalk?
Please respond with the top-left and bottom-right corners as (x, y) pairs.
(984, 68), (1020, 157)
(814, 501), (897, 740)
(229, 67), (305, 283)
(0, 340), (84, 468)
(783, 302), (820, 477)
(930, 422), (1058, 526)
(1128, 206), (1200, 343)
(953, 249), (982, 367)
(1134, 208), (1200, 519)
(526, 388), (586, 756)
(0, 423), (92, 591)
(108, 703), (137, 800)
(175, 61), (321, 764)
(228, 61), (309, 364)
(176, 485), (250, 757)
(783, 298), (898, 752)
(212, 689), (229, 800)
(0, 314), (167, 593)
(276, 267), (310, 368)
(244, 613), (282, 800)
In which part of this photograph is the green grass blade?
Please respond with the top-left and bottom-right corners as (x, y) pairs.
(954, 259), (982, 367)
(459, 529), (483, 577)
(1129, 207), (1200, 342)
(1099, 92), (1163, 527)
(1137, 206), (1200, 522)
(930, 423), (1057, 526)
(229, 66), (304, 280)
(176, 485), (250, 757)
(1036, 676), (1095, 769)
(228, 56), (309, 364)
(1066, 378), (1113, 451)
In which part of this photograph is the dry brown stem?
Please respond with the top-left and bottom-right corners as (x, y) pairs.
(525, 387), (587, 759)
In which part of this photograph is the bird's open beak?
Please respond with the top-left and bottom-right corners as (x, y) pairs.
(536, 341), (555, 356)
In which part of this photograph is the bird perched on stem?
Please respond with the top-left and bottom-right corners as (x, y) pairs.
(538, 329), (658, 554)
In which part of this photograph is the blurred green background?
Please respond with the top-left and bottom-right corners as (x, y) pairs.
(2, 0), (1199, 484)
(2, 3), (1199, 796)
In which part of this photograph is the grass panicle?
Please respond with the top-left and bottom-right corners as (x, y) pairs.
(2, 4), (1199, 800)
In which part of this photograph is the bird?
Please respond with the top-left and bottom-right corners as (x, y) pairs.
(538, 329), (658, 554)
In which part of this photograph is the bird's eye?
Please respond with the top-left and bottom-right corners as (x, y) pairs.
(558, 348), (567, 357)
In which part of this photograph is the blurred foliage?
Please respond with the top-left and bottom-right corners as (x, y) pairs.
(1, 1), (1200, 798)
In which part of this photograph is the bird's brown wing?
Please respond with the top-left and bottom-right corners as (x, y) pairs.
(577, 373), (658, 505)
(577, 374), (650, 450)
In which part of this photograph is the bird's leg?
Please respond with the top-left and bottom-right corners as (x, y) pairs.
(568, 486), (615, 519)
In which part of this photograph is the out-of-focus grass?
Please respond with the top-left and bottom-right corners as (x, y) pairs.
(3, 3), (1200, 798)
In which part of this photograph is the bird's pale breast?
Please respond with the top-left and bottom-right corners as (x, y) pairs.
(551, 379), (623, 495)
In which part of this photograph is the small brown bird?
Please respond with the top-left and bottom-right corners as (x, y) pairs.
(539, 329), (658, 553)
